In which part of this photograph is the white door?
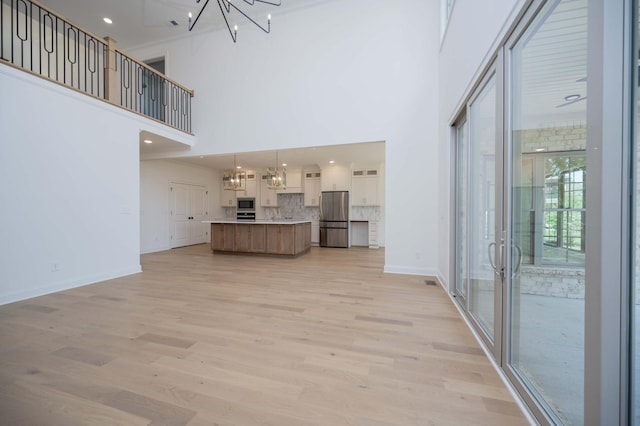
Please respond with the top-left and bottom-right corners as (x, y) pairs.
(170, 183), (208, 248)
(190, 186), (207, 243)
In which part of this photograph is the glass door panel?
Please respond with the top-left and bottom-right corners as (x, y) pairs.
(455, 120), (469, 299)
(468, 75), (498, 341)
(508, 0), (587, 423)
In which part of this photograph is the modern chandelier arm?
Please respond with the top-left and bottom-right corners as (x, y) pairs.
(223, 0), (272, 34)
(242, 0), (282, 6)
(189, 0), (280, 41)
(188, 0), (211, 31)
(216, 0), (238, 42)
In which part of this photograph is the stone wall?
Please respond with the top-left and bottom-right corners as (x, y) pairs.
(519, 266), (585, 299)
(517, 122), (586, 153)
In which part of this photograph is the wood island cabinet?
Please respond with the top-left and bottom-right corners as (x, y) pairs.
(211, 223), (235, 251)
(209, 221), (311, 256)
(235, 224), (266, 253)
(266, 225), (295, 255)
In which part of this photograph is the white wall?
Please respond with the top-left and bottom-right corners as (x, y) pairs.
(130, 0), (441, 277)
(437, 0), (526, 288)
(0, 65), (187, 305)
(140, 160), (219, 253)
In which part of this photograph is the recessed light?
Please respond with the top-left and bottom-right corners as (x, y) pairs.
(329, 160), (335, 164)
(564, 94), (581, 102)
(236, 165), (242, 169)
(143, 139), (153, 144)
(282, 163), (287, 167)
(535, 148), (547, 152)
(103, 17), (113, 24)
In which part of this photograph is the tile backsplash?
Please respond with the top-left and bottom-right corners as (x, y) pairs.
(223, 193), (381, 222)
(267, 193), (319, 220)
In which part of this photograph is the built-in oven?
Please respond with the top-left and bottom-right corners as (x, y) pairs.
(236, 211), (256, 221)
(237, 197), (255, 221)
(237, 197), (255, 211)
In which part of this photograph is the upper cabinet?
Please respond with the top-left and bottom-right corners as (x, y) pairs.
(321, 165), (350, 191)
(239, 171), (257, 198)
(351, 168), (379, 206)
(276, 169), (303, 194)
(260, 174), (279, 207)
(220, 185), (236, 207)
(303, 170), (321, 207)
(220, 170), (256, 207)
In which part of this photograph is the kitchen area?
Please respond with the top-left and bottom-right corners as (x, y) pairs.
(139, 142), (384, 255)
(206, 160), (382, 255)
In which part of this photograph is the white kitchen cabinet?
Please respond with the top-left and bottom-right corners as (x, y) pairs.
(351, 169), (379, 206)
(321, 165), (350, 191)
(311, 219), (320, 245)
(220, 185), (236, 207)
(277, 169), (303, 194)
(368, 220), (379, 248)
(237, 171), (257, 198)
(303, 170), (321, 206)
(260, 174), (279, 207)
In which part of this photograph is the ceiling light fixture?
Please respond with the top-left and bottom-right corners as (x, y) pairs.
(144, 139), (153, 144)
(223, 155), (247, 191)
(188, 0), (281, 43)
(103, 17), (113, 24)
(267, 152), (286, 190)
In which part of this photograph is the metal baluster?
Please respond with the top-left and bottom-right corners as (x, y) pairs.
(66, 26), (76, 87)
(87, 37), (96, 95)
(16, 0), (27, 67)
(43, 13), (53, 79)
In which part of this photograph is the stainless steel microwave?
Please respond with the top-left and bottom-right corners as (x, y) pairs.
(237, 197), (255, 211)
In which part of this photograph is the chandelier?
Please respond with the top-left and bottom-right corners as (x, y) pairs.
(222, 155), (247, 191)
(188, 0), (281, 43)
(267, 152), (286, 190)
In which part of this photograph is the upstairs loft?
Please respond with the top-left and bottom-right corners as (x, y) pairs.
(0, 0), (194, 135)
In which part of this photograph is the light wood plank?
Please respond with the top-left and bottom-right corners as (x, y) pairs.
(0, 244), (529, 425)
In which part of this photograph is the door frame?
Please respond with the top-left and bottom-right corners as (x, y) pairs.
(168, 180), (209, 248)
(451, 57), (504, 362)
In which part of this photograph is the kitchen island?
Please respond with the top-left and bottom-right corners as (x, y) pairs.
(204, 220), (312, 257)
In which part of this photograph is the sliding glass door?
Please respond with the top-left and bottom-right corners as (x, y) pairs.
(455, 68), (502, 354)
(453, 0), (588, 423)
(506, 1), (587, 423)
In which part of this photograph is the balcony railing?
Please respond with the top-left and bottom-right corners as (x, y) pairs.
(1, 0), (194, 134)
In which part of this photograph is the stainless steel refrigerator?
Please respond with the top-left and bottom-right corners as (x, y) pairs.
(320, 191), (349, 248)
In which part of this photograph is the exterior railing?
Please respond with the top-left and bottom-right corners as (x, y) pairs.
(0, 0), (194, 134)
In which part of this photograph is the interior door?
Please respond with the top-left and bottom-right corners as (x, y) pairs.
(171, 183), (190, 248)
(170, 183), (208, 248)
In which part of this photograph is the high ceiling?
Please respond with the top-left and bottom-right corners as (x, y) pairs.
(39, 0), (382, 171)
(39, 0), (325, 49)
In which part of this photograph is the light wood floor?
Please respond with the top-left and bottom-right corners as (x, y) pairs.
(0, 245), (528, 425)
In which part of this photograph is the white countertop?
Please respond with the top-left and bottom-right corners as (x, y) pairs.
(203, 220), (312, 225)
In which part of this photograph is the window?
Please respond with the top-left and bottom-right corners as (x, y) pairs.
(542, 155), (586, 264)
(518, 152), (586, 266)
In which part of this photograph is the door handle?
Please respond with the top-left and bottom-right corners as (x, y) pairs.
(512, 242), (522, 278)
(488, 239), (505, 278)
(488, 242), (497, 272)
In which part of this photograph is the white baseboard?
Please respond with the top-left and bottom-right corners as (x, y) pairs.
(383, 265), (439, 277)
(0, 265), (142, 306)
